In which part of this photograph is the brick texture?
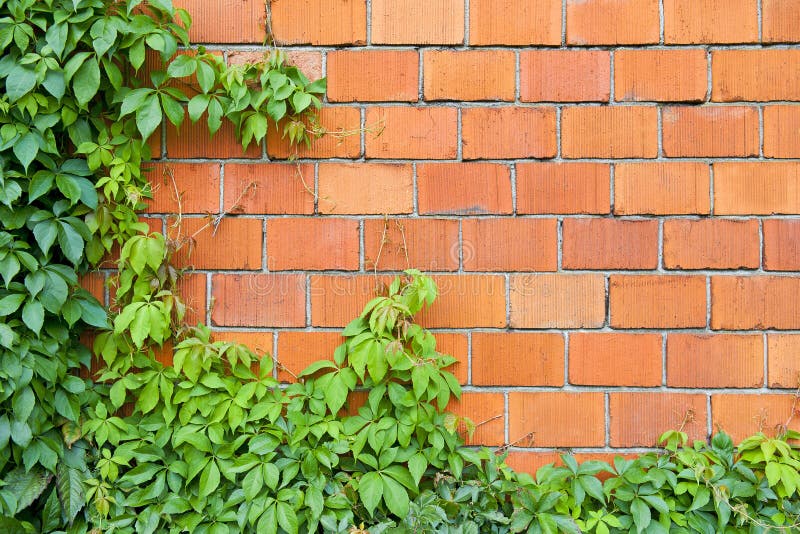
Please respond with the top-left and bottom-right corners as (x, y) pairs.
(712, 394), (800, 442)
(327, 50), (418, 102)
(569, 333), (662, 386)
(662, 106), (760, 157)
(462, 218), (558, 272)
(711, 276), (800, 330)
(610, 276), (707, 328)
(520, 50), (610, 102)
(417, 163), (513, 215)
(469, 0), (561, 45)
(614, 49), (707, 102)
(424, 50), (516, 101)
(764, 219), (800, 271)
(509, 392), (606, 447)
(714, 163), (800, 214)
(510, 274), (606, 328)
(562, 218), (659, 270)
(767, 335), (800, 388)
(561, 106), (658, 158)
(517, 163), (610, 214)
(610, 393), (708, 447)
(667, 334), (764, 388)
(712, 50), (800, 101)
(371, 0), (464, 45)
(663, 219), (761, 270)
(567, 0), (659, 45)
(270, 0), (366, 45)
(472, 333), (564, 386)
(614, 163), (710, 215)
(663, 0), (759, 44)
(764, 106), (800, 158)
(461, 107), (557, 160)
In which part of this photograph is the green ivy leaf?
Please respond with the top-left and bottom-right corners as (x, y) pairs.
(381, 474), (409, 519)
(21, 299), (44, 335)
(276, 501), (298, 534)
(358, 472), (383, 516)
(13, 133), (38, 171)
(56, 463), (85, 524)
(4, 467), (51, 513)
(135, 94), (163, 141)
(199, 460), (220, 497)
(73, 56), (101, 106)
(6, 65), (36, 102)
(57, 221), (84, 265)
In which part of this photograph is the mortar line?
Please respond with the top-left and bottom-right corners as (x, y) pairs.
(272, 330), (279, 379)
(609, 164), (616, 213)
(604, 392), (610, 447)
(661, 332), (668, 386)
(463, 0), (469, 46)
(504, 392), (510, 445)
(510, 162), (518, 214)
(758, 105), (765, 158)
(657, 218), (664, 272)
(561, 0), (567, 46)
(609, 50), (615, 103)
(763, 332), (769, 388)
(706, 275), (711, 329)
(418, 48), (424, 102)
(466, 330), (473, 385)
(359, 218), (365, 272)
(366, 0), (372, 45)
(658, 0), (665, 45)
(757, 0), (763, 43)
(563, 331), (570, 386)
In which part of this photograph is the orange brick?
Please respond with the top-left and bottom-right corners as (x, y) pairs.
(276, 331), (342, 381)
(509, 393), (605, 447)
(79, 272), (105, 304)
(228, 50), (324, 82)
(145, 163), (220, 214)
(768, 335), (800, 388)
(520, 50), (610, 102)
(270, 0), (366, 45)
(417, 163), (513, 215)
(462, 107), (557, 160)
(663, 219), (760, 270)
(764, 220), (800, 271)
(327, 50), (418, 102)
(667, 334), (764, 388)
(417, 275), (507, 328)
(614, 49), (708, 102)
(223, 163), (314, 215)
(614, 163), (710, 215)
(211, 274), (305, 327)
(424, 50), (515, 101)
(569, 333), (662, 387)
(510, 274), (605, 329)
(561, 106), (658, 158)
(317, 163), (413, 215)
(462, 219), (558, 272)
(448, 393), (505, 446)
(714, 163), (800, 215)
(764, 106), (800, 158)
(310, 275), (387, 327)
(563, 219), (659, 270)
(213, 331), (274, 358)
(365, 107), (458, 159)
(664, 0), (758, 44)
(363, 218), (460, 272)
(763, 0), (800, 42)
(433, 332), (469, 384)
(177, 273), (207, 326)
(174, 0), (264, 43)
(171, 217), (263, 270)
(504, 452), (564, 475)
(712, 50), (800, 102)
(267, 218), (359, 271)
(663, 106), (759, 157)
(166, 119), (260, 159)
(711, 276), (800, 330)
(516, 163), (610, 214)
(712, 394), (800, 443)
(371, 0), (464, 44)
(469, 0), (561, 45)
(610, 393), (708, 447)
(267, 107), (361, 159)
(610, 276), (707, 328)
(566, 0), (659, 45)
(472, 333), (564, 386)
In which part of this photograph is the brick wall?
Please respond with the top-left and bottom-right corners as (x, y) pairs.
(136, 0), (800, 471)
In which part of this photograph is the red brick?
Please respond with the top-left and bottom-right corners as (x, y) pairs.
(424, 50), (515, 101)
(145, 163), (220, 215)
(516, 163), (610, 214)
(365, 107), (458, 159)
(763, 0), (800, 42)
(614, 49), (708, 102)
(614, 163), (710, 215)
(663, 106), (760, 157)
(416, 275), (507, 328)
(175, 0), (265, 43)
(170, 217), (263, 270)
(371, 0), (464, 44)
(462, 219), (558, 272)
(213, 331), (274, 358)
(768, 335), (800, 388)
(764, 220), (800, 271)
(472, 333), (564, 386)
(566, 0), (659, 45)
(211, 274), (305, 327)
(177, 273), (207, 327)
(267, 218), (359, 271)
(712, 50), (800, 102)
(166, 119), (260, 159)
(462, 107), (557, 160)
(711, 276), (800, 330)
(664, 0), (758, 44)
(509, 393), (605, 447)
(561, 106), (658, 158)
(363, 218), (459, 272)
(276, 331), (342, 381)
(223, 163), (314, 215)
(327, 50), (418, 102)
(563, 219), (659, 270)
(317, 163), (413, 215)
(663, 219), (760, 270)
(310, 275), (387, 327)
(448, 393), (505, 446)
(520, 50), (610, 102)
(510, 274), (606, 328)
(434, 332), (469, 384)
(713, 163), (800, 215)
(228, 50), (324, 82)
(569, 333), (662, 387)
(610, 276), (707, 328)
(270, 0), (366, 45)
(79, 272), (106, 304)
(764, 106), (800, 158)
(610, 393), (708, 447)
(267, 107), (361, 159)
(469, 0), (561, 45)
(667, 334), (764, 388)
(504, 452), (563, 475)
(712, 394), (800, 442)
(417, 163), (513, 215)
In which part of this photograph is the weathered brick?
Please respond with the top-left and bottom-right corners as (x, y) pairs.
(472, 333), (564, 386)
(365, 107), (458, 159)
(667, 334), (764, 388)
(764, 219), (800, 271)
(663, 219), (760, 270)
(712, 394), (800, 443)
(317, 163), (413, 215)
(663, 0), (759, 43)
(371, 0), (464, 44)
(763, 0), (800, 42)
(610, 276), (707, 328)
(223, 163), (314, 215)
(469, 0), (561, 45)
(424, 50), (515, 101)
(561, 106), (658, 158)
(417, 163), (513, 215)
(712, 50), (800, 101)
(363, 218), (460, 271)
(562, 219), (659, 270)
(166, 119), (260, 159)
(267, 218), (360, 271)
(711, 276), (800, 330)
(662, 106), (760, 157)
(764, 106), (800, 158)
(567, 0), (660, 45)
(462, 107), (557, 160)
(614, 49), (708, 102)
(327, 50), (419, 102)
(569, 333), (662, 386)
(267, 107), (362, 159)
(145, 163), (220, 215)
(175, 0), (265, 43)
(462, 218), (558, 272)
(517, 163), (610, 214)
(713, 163), (800, 214)
(610, 393), (708, 447)
(520, 50), (610, 102)
(170, 217), (263, 271)
(614, 163), (710, 215)
(767, 335), (800, 388)
(510, 274), (606, 328)
(509, 392), (606, 447)
(270, 0), (366, 45)
(211, 274), (306, 327)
